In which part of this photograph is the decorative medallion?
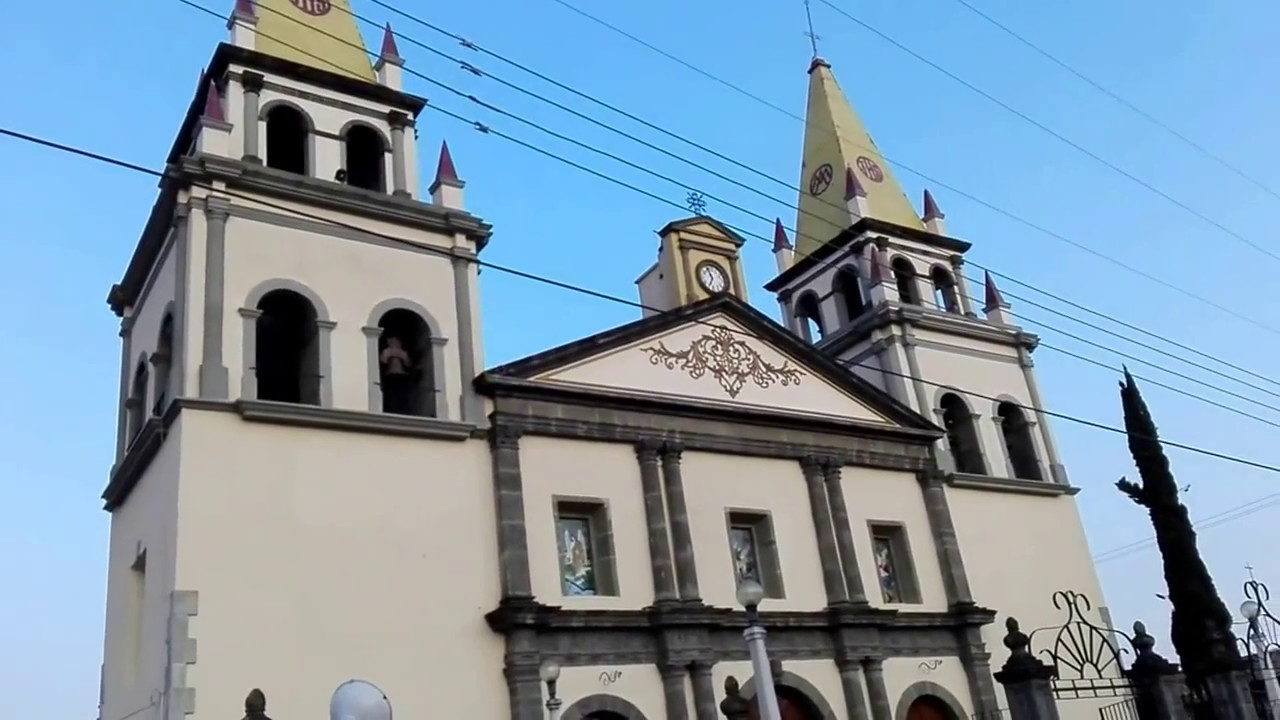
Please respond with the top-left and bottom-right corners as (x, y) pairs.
(808, 163), (834, 196)
(291, 0), (331, 16)
(855, 156), (885, 183)
(640, 326), (803, 398)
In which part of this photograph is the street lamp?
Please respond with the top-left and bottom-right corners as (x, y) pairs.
(540, 660), (563, 720)
(329, 680), (392, 720)
(736, 579), (782, 720)
(1240, 598), (1280, 707)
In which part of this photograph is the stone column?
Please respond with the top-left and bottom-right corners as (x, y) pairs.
(862, 657), (892, 720)
(170, 205), (191, 401)
(386, 110), (410, 196)
(916, 471), (975, 606)
(690, 662), (718, 720)
(994, 618), (1061, 720)
(1017, 346), (1069, 485)
(958, 626), (1001, 718)
(637, 439), (678, 603)
(801, 456), (848, 605)
(822, 460), (868, 604)
(950, 255), (976, 317)
(660, 665), (691, 720)
(900, 328), (933, 415)
(240, 71), (263, 164)
(115, 318), (133, 461)
(662, 443), (701, 601)
(198, 200), (230, 399)
(836, 658), (872, 720)
(490, 425), (533, 599)
(502, 629), (544, 720)
(452, 249), (482, 424)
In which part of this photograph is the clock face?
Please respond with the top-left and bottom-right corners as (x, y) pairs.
(696, 261), (729, 294)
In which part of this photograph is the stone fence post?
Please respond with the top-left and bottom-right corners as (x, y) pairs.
(242, 689), (271, 720)
(721, 677), (751, 720)
(1126, 621), (1189, 720)
(993, 618), (1060, 720)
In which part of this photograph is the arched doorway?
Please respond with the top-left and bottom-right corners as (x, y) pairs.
(747, 686), (825, 720)
(905, 695), (956, 720)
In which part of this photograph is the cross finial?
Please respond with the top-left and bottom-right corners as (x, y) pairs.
(686, 191), (707, 215)
(1247, 563), (1258, 581)
(803, 0), (821, 57)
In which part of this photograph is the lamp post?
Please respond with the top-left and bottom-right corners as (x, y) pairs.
(737, 580), (782, 720)
(540, 660), (563, 720)
(1241, 598), (1280, 708)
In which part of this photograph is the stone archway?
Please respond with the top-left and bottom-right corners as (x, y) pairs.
(740, 671), (838, 720)
(894, 681), (965, 720)
(560, 694), (648, 720)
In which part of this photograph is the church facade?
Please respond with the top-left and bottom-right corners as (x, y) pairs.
(95, 3), (1110, 720)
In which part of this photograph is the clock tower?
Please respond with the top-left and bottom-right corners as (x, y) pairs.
(635, 215), (747, 317)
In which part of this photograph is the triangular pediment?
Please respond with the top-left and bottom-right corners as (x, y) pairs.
(480, 296), (935, 432)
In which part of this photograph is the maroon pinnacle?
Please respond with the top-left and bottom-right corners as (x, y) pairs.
(844, 166), (867, 201)
(435, 141), (460, 185)
(202, 80), (224, 122)
(922, 189), (944, 221)
(983, 271), (1006, 310)
(233, 0), (255, 17)
(379, 23), (400, 60)
(772, 219), (792, 252)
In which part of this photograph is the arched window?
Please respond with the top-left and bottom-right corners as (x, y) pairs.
(343, 124), (386, 192)
(794, 293), (824, 343)
(264, 104), (309, 175)
(127, 358), (149, 443)
(930, 266), (961, 313)
(834, 266), (865, 323)
(152, 314), (174, 414)
(998, 401), (1043, 480)
(375, 308), (436, 417)
(254, 289), (321, 405)
(892, 257), (920, 304)
(939, 393), (985, 475)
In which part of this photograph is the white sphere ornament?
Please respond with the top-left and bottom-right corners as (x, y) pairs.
(330, 679), (392, 720)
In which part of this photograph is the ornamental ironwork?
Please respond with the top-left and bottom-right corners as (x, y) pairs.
(1026, 590), (1135, 699)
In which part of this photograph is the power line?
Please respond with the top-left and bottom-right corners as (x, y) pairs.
(1093, 494), (1280, 564)
(818, 0), (1280, 267)
(6, 120), (1280, 476)
(939, 0), (1280, 206)
(539, 0), (1280, 338)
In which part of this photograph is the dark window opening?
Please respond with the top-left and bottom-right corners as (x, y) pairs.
(931, 266), (961, 313)
(152, 314), (174, 415)
(376, 308), (435, 417)
(584, 713), (626, 720)
(265, 105), (309, 175)
(344, 125), (386, 192)
(255, 289), (320, 405)
(892, 257), (920, 304)
(795, 293), (824, 343)
(834, 266), (866, 323)
(127, 359), (149, 443)
(940, 393), (986, 474)
(998, 401), (1043, 480)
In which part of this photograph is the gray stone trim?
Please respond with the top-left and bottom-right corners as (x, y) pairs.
(636, 440), (678, 603)
(822, 461), (868, 604)
(892, 680), (965, 720)
(388, 118), (409, 196)
(659, 665), (690, 720)
(172, 207), (191, 400)
(915, 472), (975, 606)
(258, 98), (317, 177)
(956, 626), (1000, 717)
(740, 669), (839, 720)
(863, 658), (893, 720)
(452, 252), (484, 424)
(802, 456), (848, 605)
(690, 662), (717, 720)
(115, 318), (134, 462)
(661, 444), (701, 601)
(198, 200), (230, 399)
(163, 590), (199, 720)
(820, 302), (1036, 361)
(364, 297), (449, 419)
(836, 660), (872, 720)
(561, 693), (649, 720)
(101, 398), (476, 510)
(238, 278), (334, 407)
(491, 425), (534, 598)
(240, 71), (263, 163)
(487, 397), (936, 472)
(1016, 346), (1069, 485)
(946, 473), (1080, 497)
(899, 328), (932, 416)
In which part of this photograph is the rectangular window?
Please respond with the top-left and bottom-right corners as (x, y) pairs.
(868, 522), (921, 605)
(554, 498), (618, 597)
(725, 510), (785, 599)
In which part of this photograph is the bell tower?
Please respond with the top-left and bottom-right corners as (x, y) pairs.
(635, 215), (748, 316)
(98, 2), (500, 718)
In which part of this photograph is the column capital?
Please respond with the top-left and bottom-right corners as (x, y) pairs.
(240, 70), (264, 92)
(800, 454), (825, 475)
(861, 656), (885, 671)
(949, 253), (965, 269)
(636, 438), (663, 460)
(689, 660), (714, 675)
(661, 441), (684, 459)
(490, 424), (523, 449)
(822, 459), (843, 481)
(386, 110), (411, 129)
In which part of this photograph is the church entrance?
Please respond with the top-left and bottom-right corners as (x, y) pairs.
(905, 695), (956, 720)
(747, 685), (825, 720)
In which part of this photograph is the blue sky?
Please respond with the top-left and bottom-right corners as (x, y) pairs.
(3, 0), (1279, 715)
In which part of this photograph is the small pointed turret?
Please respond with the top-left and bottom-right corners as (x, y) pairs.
(430, 141), (465, 209)
(375, 23), (404, 89)
(202, 80), (225, 122)
(227, 0), (256, 48)
(772, 219), (795, 275)
(195, 77), (232, 156)
(983, 271), (1012, 325)
(844, 166), (869, 220)
(922, 189), (946, 235)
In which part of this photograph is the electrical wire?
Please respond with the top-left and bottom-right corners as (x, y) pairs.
(1093, 494), (1280, 564)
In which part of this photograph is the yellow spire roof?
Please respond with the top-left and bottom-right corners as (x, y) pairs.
(794, 58), (922, 258)
(251, 0), (375, 81)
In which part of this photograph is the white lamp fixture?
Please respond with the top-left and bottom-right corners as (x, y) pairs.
(539, 660), (561, 685)
(1242, 600), (1261, 621)
(330, 679), (392, 720)
(736, 579), (766, 610)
